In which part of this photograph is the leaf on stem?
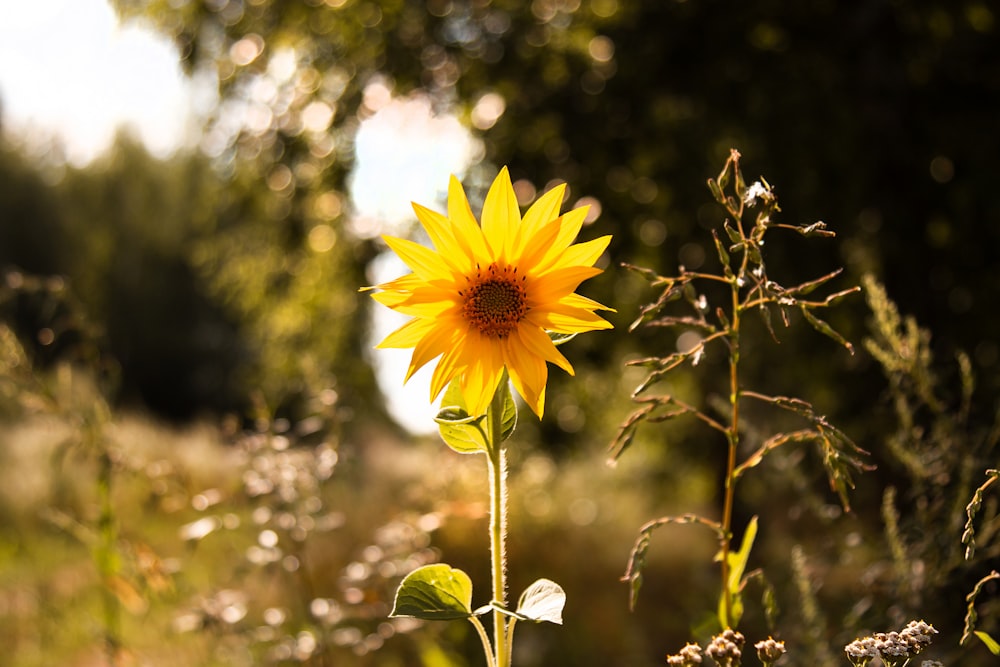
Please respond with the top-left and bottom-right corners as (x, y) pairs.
(435, 379), (517, 453)
(723, 220), (742, 245)
(784, 267), (843, 297)
(975, 631), (1000, 656)
(962, 469), (999, 559)
(515, 578), (566, 624)
(499, 382), (517, 442)
(621, 514), (725, 610)
(707, 177), (725, 204)
(800, 306), (855, 355)
(717, 516), (757, 629)
(712, 231), (735, 280)
(391, 563), (476, 620)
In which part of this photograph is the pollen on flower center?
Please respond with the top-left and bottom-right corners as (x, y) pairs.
(460, 263), (528, 338)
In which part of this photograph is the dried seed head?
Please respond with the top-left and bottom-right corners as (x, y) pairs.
(754, 637), (786, 665)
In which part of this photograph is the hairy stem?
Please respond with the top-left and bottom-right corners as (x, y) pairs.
(488, 381), (510, 667)
(469, 617), (498, 667)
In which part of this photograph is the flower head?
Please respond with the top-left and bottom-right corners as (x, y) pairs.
(754, 637), (786, 666)
(368, 167), (613, 418)
(706, 629), (744, 667)
(666, 642), (703, 666)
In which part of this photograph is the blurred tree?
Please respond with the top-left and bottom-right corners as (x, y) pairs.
(0, 134), (381, 420)
(0, 144), (67, 276)
(53, 135), (246, 417)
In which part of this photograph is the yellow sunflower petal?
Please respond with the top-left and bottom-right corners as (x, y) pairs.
(481, 167), (520, 261)
(430, 334), (467, 401)
(516, 217), (564, 275)
(393, 303), (454, 319)
(405, 318), (464, 383)
(504, 335), (548, 418)
(447, 175), (492, 263)
(516, 183), (566, 254)
(412, 202), (473, 274)
(460, 338), (505, 417)
(370, 288), (411, 309)
(372, 272), (423, 294)
(528, 265), (603, 304)
(532, 206), (588, 274)
(562, 292), (617, 312)
(382, 235), (452, 283)
(546, 235), (612, 274)
(515, 322), (574, 375)
(373, 285), (456, 317)
(376, 316), (436, 350)
(529, 305), (614, 333)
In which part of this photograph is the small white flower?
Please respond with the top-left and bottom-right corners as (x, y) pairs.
(744, 181), (767, 205)
(845, 636), (878, 659)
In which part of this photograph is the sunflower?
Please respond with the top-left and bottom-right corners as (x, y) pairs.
(368, 167), (614, 418)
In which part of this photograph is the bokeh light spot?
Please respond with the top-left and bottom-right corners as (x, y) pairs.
(301, 101), (334, 132)
(308, 225), (338, 253)
(512, 179), (537, 206)
(588, 35), (615, 62)
(574, 196), (602, 224)
(230, 34), (264, 66)
(471, 91), (506, 130)
(929, 155), (954, 183)
(590, 0), (618, 18)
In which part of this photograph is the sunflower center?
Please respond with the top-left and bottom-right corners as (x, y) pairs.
(460, 264), (528, 339)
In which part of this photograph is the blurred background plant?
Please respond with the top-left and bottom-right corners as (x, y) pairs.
(1, 0), (999, 665)
(611, 149), (868, 639)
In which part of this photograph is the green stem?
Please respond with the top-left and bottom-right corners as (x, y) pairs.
(718, 155), (750, 630)
(97, 447), (121, 663)
(469, 617), (497, 667)
(505, 617), (518, 661)
(487, 379), (510, 667)
(719, 210), (746, 630)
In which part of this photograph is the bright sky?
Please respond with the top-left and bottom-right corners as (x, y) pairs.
(0, 0), (477, 433)
(0, 0), (196, 165)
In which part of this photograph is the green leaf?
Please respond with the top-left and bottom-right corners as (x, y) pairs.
(800, 306), (855, 354)
(723, 220), (742, 245)
(435, 381), (489, 454)
(494, 379), (517, 443)
(707, 178), (725, 204)
(390, 564), (474, 620)
(716, 162), (731, 191)
(734, 163), (747, 200)
(435, 377), (517, 453)
(717, 516), (758, 628)
(712, 231), (732, 276)
(515, 578), (566, 624)
(975, 631), (1000, 656)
